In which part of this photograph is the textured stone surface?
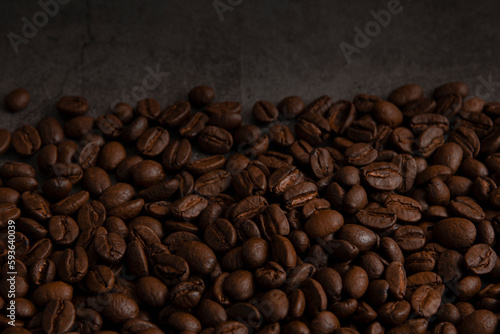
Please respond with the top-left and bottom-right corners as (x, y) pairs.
(1, 0), (500, 161)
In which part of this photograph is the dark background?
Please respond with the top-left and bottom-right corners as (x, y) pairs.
(1, 0), (500, 130)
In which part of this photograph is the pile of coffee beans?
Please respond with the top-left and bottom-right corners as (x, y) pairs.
(1, 81), (500, 334)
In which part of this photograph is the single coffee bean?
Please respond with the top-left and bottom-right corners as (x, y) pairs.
(136, 97), (161, 120)
(373, 101), (403, 128)
(12, 124), (42, 156)
(96, 113), (124, 138)
(136, 127), (170, 157)
(64, 116), (95, 139)
(295, 112), (330, 146)
(122, 116), (149, 142)
(198, 126), (233, 154)
(252, 100), (279, 123)
(42, 299), (76, 334)
(189, 85), (215, 106)
(112, 102), (134, 123)
(36, 116), (64, 145)
(5, 88), (29, 111)
(158, 101), (191, 127)
(278, 96), (305, 118)
(364, 162), (403, 191)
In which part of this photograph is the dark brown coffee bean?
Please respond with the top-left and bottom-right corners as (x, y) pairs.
(205, 218), (237, 253)
(304, 95), (334, 116)
(99, 293), (139, 324)
(158, 101), (191, 127)
(309, 148), (335, 179)
(347, 117), (377, 142)
(12, 124), (42, 156)
(195, 169), (232, 197)
(85, 265), (115, 293)
(385, 261), (406, 300)
(136, 127), (170, 157)
(355, 207), (396, 231)
(205, 101), (242, 115)
(136, 276), (169, 307)
(449, 126), (480, 158)
(295, 112), (330, 146)
(131, 160), (166, 187)
(64, 116), (95, 139)
(345, 143), (378, 166)
(96, 113), (123, 138)
(435, 218), (476, 250)
(364, 162), (403, 191)
(48, 215), (79, 245)
(373, 101), (403, 128)
(179, 111), (209, 139)
(277, 96), (305, 118)
(37, 145), (57, 174)
(56, 96), (89, 116)
(268, 123), (294, 148)
(416, 126), (445, 158)
(175, 240), (217, 276)
(343, 266), (369, 299)
(135, 97), (161, 120)
(434, 81), (469, 99)
(51, 190), (89, 215)
(58, 246), (89, 283)
(283, 182), (318, 209)
(252, 100), (279, 123)
(289, 140), (313, 165)
(464, 244), (497, 275)
(388, 84), (424, 107)
(198, 126), (233, 154)
(171, 194), (208, 220)
(304, 210), (343, 238)
(448, 196), (485, 223)
(94, 232), (126, 264)
(112, 102), (134, 123)
(325, 100), (356, 135)
(231, 195), (268, 222)
(81, 167), (110, 197)
(122, 116), (148, 142)
(36, 116), (64, 145)
(189, 85), (215, 107)
(42, 298), (76, 334)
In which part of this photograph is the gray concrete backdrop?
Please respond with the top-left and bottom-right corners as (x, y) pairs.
(1, 0), (500, 130)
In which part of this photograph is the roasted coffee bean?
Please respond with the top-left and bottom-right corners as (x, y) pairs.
(51, 190), (89, 215)
(122, 116), (149, 142)
(179, 111), (209, 138)
(252, 100), (279, 123)
(36, 116), (64, 146)
(277, 96), (305, 118)
(96, 113), (123, 138)
(189, 85), (215, 107)
(198, 126), (233, 154)
(136, 97), (161, 120)
(364, 162), (403, 190)
(56, 96), (89, 116)
(464, 244), (497, 275)
(449, 126), (480, 158)
(295, 112), (330, 146)
(326, 100), (356, 135)
(373, 101), (403, 128)
(347, 117), (378, 142)
(436, 93), (463, 119)
(416, 126), (445, 158)
(58, 246), (89, 283)
(64, 115), (95, 139)
(82, 167), (111, 197)
(136, 127), (170, 157)
(12, 124), (42, 156)
(269, 123), (295, 147)
(112, 102), (134, 123)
